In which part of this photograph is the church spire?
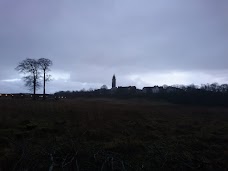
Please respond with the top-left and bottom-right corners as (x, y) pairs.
(112, 74), (116, 88)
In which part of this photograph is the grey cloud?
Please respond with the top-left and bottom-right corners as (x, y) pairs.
(0, 0), (228, 93)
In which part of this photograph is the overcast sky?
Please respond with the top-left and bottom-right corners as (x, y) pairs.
(0, 0), (228, 93)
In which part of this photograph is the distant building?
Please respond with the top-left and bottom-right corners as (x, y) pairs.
(143, 86), (160, 93)
(165, 86), (180, 93)
(116, 86), (137, 95)
(112, 74), (116, 88)
(118, 86), (136, 91)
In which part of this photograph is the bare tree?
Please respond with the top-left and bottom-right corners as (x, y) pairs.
(15, 58), (40, 99)
(38, 58), (53, 99)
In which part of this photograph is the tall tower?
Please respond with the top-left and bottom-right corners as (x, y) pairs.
(112, 75), (116, 88)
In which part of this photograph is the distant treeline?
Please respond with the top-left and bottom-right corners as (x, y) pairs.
(55, 83), (228, 106)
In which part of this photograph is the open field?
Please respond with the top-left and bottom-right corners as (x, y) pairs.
(0, 98), (228, 170)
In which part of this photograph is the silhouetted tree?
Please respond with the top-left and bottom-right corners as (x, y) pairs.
(38, 58), (53, 100)
(15, 58), (40, 99)
(88, 88), (94, 92)
(101, 85), (108, 89)
(80, 88), (86, 92)
(220, 84), (228, 93)
(210, 82), (219, 92)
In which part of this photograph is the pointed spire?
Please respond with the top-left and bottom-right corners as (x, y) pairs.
(112, 74), (116, 88)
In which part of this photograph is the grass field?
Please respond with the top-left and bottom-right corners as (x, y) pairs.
(0, 98), (228, 170)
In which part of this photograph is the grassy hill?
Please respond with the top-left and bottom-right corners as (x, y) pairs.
(0, 98), (228, 170)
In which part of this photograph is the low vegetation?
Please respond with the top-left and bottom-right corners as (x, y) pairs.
(0, 98), (228, 170)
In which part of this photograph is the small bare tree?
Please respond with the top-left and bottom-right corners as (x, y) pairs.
(38, 58), (53, 100)
(15, 58), (40, 99)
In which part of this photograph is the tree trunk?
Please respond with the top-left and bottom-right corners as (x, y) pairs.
(33, 75), (36, 100)
(43, 70), (46, 100)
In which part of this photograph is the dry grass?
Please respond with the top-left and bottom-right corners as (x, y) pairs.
(0, 98), (228, 170)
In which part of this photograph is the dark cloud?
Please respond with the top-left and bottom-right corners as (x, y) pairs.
(0, 0), (228, 93)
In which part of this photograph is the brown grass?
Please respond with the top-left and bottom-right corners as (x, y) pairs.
(0, 98), (228, 170)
